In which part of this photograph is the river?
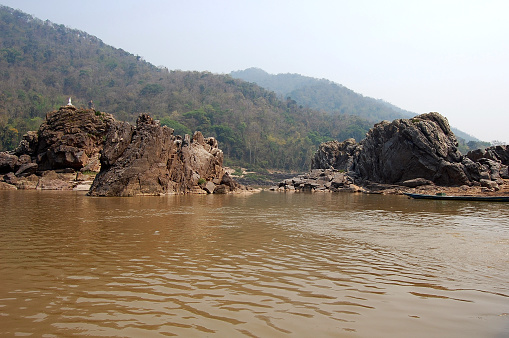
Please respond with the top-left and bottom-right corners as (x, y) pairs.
(1, 190), (508, 337)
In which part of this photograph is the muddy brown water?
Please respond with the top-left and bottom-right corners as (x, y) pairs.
(1, 190), (508, 337)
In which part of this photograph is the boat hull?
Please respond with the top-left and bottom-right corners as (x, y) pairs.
(404, 193), (509, 202)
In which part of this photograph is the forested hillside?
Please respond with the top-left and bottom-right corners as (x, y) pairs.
(230, 67), (416, 122)
(230, 68), (487, 150)
(0, 5), (372, 170)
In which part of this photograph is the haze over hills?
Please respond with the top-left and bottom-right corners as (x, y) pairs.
(0, 5), (485, 171)
(0, 5), (374, 170)
(231, 67), (415, 122)
(230, 68), (481, 143)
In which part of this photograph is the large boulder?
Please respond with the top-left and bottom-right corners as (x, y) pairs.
(311, 112), (501, 187)
(88, 114), (233, 196)
(311, 138), (359, 172)
(0, 152), (19, 174)
(36, 106), (116, 171)
(355, 112), (468, 185)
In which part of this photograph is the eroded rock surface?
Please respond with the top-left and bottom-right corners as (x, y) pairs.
(280, 112), (508, 193)
(1, 106), (242, 195)
(36, 106), (117, 171)
(88, 114), (241, 196)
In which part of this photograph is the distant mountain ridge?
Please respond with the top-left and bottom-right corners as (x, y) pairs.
(0, 5), (373, 170)
(230, 67), (415, 122)
(0, 5), (483, 170)
(230, 68), (481, 143)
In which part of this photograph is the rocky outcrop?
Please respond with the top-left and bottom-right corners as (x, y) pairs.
(467, 145), (509, 166)
(281, 112), (507, 193)
(272, 169), (364, 193)
(311, 138), (359, 173)
(88, 113), (241, 196)
(354, 113), (472, 186)
(1, 105), (119, 190)
(36, 105), (117, 171)
(1, 106), (243, 195)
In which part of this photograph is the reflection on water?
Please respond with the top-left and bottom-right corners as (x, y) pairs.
(1, 190), (508, 337)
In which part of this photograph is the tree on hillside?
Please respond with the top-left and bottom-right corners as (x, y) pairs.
(0, 5), (373, 171)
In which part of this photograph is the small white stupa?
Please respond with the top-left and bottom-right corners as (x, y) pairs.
(63, 97), (76, 110)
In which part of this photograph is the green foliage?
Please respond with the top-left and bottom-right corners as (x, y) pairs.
(1, 47), (23, 64)
(197, 178), (206, 185)
(231, 67), (416, 122)
(140, 83), (164, 97)
(0, 123), (19, 150)
(0, 5), (374, 170)
(456, 138), (491, 154)
(81, 170), (97, 175)
(306, 131), (333, 146)
(159, 117), (192, 136)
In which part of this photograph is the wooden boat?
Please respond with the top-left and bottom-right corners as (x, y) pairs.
(404, 193), (509, 202)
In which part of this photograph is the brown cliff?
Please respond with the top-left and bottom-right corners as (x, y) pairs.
(88, 114), (240, 196)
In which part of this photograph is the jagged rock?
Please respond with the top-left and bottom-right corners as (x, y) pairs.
(0, 181), (16, 190)
(2, 172), (18, 185)
(311, 112), (498, 187)
(2, 106), (241, 195)
(88, 114), (237, 196)
(274, 168), (357, 192)
(219, 173), (242, 192)
(467, 145), (509, 165)
(466, 149), (485, 162)
(355, 113), (467, 185)
(0, 152), (18, 174)
(99, 120), (135, 168)
(15, 163), (38, 177)
(36, 107), (115, 171)
(311, 138), (358, 171)
(284, 112), (508, 192)
(477, 158), (504, 184)
(500, 166), (509, 179)
(14, 131), (38, 156)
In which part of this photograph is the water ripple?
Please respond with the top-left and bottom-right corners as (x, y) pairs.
(1, 191), (509, 337)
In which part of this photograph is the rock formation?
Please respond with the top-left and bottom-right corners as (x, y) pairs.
(1, 106), (243, 195)
(88, 114), (240, 196)
(35, 105), (117, 172)
(278, 112), (508, 193)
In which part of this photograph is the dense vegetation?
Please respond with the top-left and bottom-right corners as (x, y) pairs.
(230, 67), (415, 122)
(0, 5), (374, 170)
(230, 68), (488, 152)
(0, 6), (488, 171)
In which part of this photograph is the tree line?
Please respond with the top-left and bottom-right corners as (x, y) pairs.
(0, 5), (488, 171)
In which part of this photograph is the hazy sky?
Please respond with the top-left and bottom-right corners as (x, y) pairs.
(2, 0), (508, 143)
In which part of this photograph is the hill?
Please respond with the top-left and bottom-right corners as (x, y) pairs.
(230, 67), (416, 122)
(230, 68), (488, 151)
(0, 5), (372, 170)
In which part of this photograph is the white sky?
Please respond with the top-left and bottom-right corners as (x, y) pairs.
(2, 0), (508, 143)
